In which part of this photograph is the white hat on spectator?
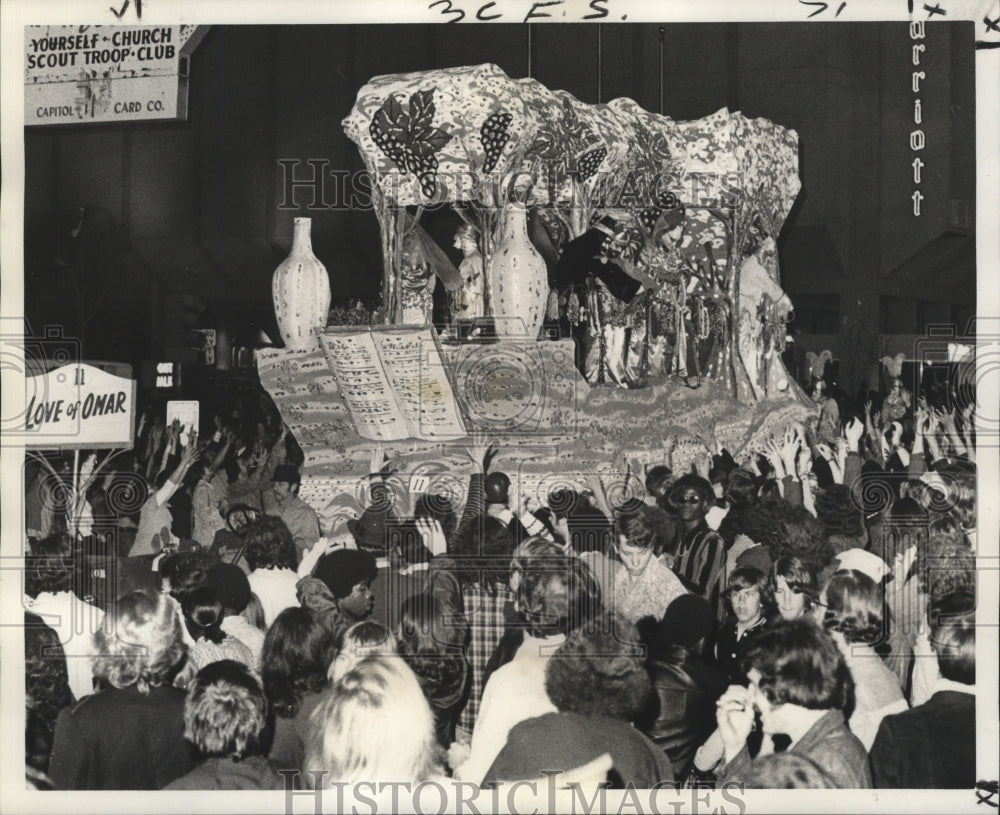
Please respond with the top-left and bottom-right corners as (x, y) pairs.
(834, 548), (888, 584)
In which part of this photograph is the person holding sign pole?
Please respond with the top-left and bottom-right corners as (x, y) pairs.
(129, 424), (200, 557)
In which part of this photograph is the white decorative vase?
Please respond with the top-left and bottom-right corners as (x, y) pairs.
(272, 217), (331, 351)
(487, 204), (548, 339)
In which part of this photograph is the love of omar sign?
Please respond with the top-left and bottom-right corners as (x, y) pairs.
(22, 363), (136, 449)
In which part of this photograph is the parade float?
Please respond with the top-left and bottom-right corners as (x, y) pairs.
(256, 64), (815, 531)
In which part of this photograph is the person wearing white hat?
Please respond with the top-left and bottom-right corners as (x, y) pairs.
(832, 548), (888, 584)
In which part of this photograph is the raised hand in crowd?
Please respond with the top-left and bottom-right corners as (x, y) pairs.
(814, 443), (839, 483)
(777, 425), (800, 481)
(762, 435), (785, 483)
(834, 436), (848, 478)
(369, 442), (390, 476)
(879, 418), (898, 464)
(795, 433), (813, 481)
(465, 432), (498, 473)
(959, 400), (976, 461)
(154, 421), (178, 480)
(794, 433), (818, 516)
(934, 407), (966, 458)
(844, 416), (864, 454)
(693, 419), (721, 457)
(662, 433), (678, 471)
(626, 455), (646, 482)
(923, 410), (942, 462)
(552, 516), (573, 552)
(297, 534), (353, 579)
(180, 430), (200, 465)
(167, 419), (182, 452)
(416, 517), (448, 557)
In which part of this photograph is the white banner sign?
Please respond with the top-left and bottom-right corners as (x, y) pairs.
(22, 363), (136, 449)
(24, 25), (209, 126)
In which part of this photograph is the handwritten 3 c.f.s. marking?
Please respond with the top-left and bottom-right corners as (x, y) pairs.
(428, 0), (611, 24)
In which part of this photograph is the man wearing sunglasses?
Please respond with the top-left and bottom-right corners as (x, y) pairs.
(668, 474), (727, 622)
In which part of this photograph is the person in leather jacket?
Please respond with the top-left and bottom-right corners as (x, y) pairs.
(638, 593), (728, 781)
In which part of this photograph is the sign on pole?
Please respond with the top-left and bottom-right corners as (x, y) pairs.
(21, 363), (136, 449)
(24, 25), (209, 126)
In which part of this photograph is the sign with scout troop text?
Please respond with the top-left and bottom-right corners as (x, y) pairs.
(25, 25), (209, 126)
(23, 363), (136, 449)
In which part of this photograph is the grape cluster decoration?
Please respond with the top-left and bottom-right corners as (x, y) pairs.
(573, 145), (607, 182)
(369, 89), (453, 200)
(480, 110), (513, 174)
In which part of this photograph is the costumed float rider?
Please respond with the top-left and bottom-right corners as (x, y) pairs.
(737, 233), (793, 400)
(634, 204), (690, 382)
(879, 354), (911, 426)
(685, 244), (731, 390)
(552, 211), (651, 388)
(399, 232), (437, 325)
(633, 203), (732, 390)
(806, 352), (840, 447)
(449, 223), (486, 323)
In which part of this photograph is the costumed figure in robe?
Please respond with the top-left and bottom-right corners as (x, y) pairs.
(449, 223), (486, 322)
(637, 203), (732, 389)
(806, 350), (840, 445)
(737, 235), (794, 400)
(636, 204), (689, 380)
(686, 245), (733, 389)
(396, 217), (462, 326)
(552, 211), (650, 388)
(399, 232), (436, 325)
(879, 353), (911, 426)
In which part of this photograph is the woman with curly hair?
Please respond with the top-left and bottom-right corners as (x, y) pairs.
(750, 498), (832, 571)
(25, 613), (74, 776)
(820, 569), (907, 750)
(244, 515), (300, 627)
(396, 593), (470, 748)
(813, 484), (867, 558)
(49, 591), (195, 789)
(24, 533), (105, 701)
(932, 460), (976, 547)
(262, 606), (337, 774)
(484, 623), (674, 788)
(304, 656), (444, 785)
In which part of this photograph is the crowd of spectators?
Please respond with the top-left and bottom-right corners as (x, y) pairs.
(22, 375), (980, 792)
